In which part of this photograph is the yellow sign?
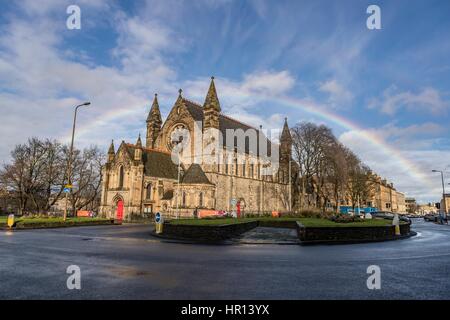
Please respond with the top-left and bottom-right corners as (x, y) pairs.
(155, 223), (164, 234)
(65, 184), (73, 189)
(7, 214), (14, 228)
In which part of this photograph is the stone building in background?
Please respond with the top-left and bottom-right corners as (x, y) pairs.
(99, 78), (297, 220)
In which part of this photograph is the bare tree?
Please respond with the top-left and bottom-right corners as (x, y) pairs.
(1, 138), (103, 216)
(0, 138), (50, 214)
(346, 151), (374, 210)
(323, 143), (349, 212)
(68, 146), (104, 215)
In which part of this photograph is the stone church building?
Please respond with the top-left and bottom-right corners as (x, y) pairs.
(99, 78), (296, 220)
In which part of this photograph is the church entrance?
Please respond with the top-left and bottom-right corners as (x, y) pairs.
(116, 200), (124, 221)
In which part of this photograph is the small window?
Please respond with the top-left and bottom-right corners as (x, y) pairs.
(182, 191), (187, 207)
(199, 192), (203, 207)
(146, 183), (152, 200)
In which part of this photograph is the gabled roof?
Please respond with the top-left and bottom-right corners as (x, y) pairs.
(181, 164), (213, 185)
(124, 144), (178, 180)
(183, 99), (273, 156)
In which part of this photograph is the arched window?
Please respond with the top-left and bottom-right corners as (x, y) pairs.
(234, 157), (238, 176)
(199, 192), (203, 207)
(242, 161), (246, 177)
(118, 166), (124, 188)
(146, 183), (152, 200)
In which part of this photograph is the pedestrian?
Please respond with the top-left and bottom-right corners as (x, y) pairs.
(193, 207), (198, 219)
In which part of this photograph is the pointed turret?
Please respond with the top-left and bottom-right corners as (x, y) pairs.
(107, 140), (115, 162)
(146, 94), (162, 149)
(135, 134), (142, 161)
(204, 76), (221, 112)
(280, 117), (292, 144)
(280, 117), (292, 165)
(136, 133), (142, 148)
(147, 94), (161, 123)
(203, 77), (220, 130)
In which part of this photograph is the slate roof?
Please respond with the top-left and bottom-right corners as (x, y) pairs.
(183, 99), (273, 156)
(124, 144), (178, 180)
(181, 163), (213, 185)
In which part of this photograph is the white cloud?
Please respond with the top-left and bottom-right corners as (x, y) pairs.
(319, 78), (353, 107)
(339, 127), (450, 203)
(0, 3), (180, 161)
(370, 86), (449, 116)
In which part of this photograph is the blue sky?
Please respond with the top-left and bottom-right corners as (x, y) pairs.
(0, 0), (449, 202)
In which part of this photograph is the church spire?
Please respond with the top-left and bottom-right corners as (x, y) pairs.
(204, 76), (221, 112)
(108, 140), (115, 154)
(147, 94), (161, 123)
(136, 133), (142, 148)
(107, 140), (115, 163)
(203, 77), (221, 130)
(280, 117), (292, 143)
(146, 94), (162, 149)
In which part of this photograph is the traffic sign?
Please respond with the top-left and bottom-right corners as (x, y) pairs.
(64, 184), (73, 189)
(230, 198), (237, 206)
(63, 188), (71, 193)
(155, 212), (161, 223)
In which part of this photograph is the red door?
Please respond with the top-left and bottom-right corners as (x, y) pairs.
(116, 200), (124, 222)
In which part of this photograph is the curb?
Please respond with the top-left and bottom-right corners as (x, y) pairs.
(150, 230), (417, 246)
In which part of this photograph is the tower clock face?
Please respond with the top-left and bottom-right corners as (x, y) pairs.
(167, 123), (189, 150)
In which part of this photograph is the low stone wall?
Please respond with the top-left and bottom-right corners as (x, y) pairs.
(296, 221), (411, 244)
(162, 221), (258, 241)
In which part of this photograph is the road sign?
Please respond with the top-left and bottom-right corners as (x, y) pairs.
(155, 212), (161, 223)
(230, 198), (237, 206)
(64, 184), (73, 189)
(63, 188), (71, 193)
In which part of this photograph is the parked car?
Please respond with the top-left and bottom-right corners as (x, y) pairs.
(424, 214), (438, 222)
(371, 211), (394, 219)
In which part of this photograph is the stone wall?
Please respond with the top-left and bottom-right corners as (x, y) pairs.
(162, 220), (258, 241)
(296, 221), (411, 243)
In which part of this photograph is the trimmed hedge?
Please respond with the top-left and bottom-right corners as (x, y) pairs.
(2, 219), (115, 230)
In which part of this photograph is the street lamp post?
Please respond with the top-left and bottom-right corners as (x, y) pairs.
(432, 169), (447, 223)
(63, 102), (91, 221)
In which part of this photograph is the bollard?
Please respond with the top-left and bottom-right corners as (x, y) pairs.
(7, 214), (15, 229)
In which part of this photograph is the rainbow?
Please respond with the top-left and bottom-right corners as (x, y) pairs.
(66, 93), (433, 190)
(272, 95), (433, 188)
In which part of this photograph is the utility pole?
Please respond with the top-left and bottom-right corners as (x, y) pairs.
(288, 159), (292, 212)
(64, 102), (90, 221)
(432, 170), (447, 222)
(174, 140), (182, 220)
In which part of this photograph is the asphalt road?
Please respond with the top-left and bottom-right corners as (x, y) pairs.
(1, 218), (450, 299)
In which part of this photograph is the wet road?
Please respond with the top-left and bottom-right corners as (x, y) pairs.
(1, 219), (450, 299)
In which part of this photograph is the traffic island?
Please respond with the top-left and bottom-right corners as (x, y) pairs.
(151, 217), (414, 245)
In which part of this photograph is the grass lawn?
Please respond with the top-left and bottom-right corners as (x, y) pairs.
(168, 217), (397, 227)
